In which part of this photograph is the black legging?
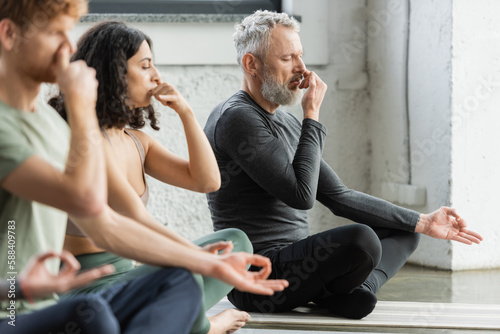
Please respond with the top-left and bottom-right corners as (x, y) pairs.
(228, 224), (420, 313)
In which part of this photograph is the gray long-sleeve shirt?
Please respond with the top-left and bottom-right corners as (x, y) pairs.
(204, 90), (420, 254)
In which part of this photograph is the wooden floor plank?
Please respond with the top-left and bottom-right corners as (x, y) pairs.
(207, 298), (500, 330)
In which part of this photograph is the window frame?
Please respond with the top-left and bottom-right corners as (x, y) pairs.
(88, 0), (282, 14)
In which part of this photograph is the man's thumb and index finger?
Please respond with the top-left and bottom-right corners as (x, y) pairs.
(56, 44), (71, 74)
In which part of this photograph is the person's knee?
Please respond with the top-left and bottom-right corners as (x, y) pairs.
(72, 295), (120, 334)
(170, 268), (203, 304)
(145, 267), (202, 305)
(344, 225), (382, 267)
(406, 231), (421, 253)
(314, 225), (381, 272)
(222, 228), (253, 253)
(175, 270), (203, 319)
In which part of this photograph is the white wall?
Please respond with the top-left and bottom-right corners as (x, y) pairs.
(367, 0), (446, 268)
(403, 0), (455, 268)
(380, 0), (455, 268)
(368, 0), (499, 269)
(450, 0), (500, 269)
(367, 0), (411, 194)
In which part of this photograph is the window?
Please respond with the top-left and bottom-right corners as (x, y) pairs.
(88, 0), (282, 14)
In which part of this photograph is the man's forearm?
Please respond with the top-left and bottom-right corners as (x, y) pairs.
(316, 160), (420, 232)
(63, 104), (107, 217)
(51, 51), (106, 217)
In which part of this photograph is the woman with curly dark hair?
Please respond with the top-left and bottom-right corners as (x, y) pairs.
(49, 21), (255, 334)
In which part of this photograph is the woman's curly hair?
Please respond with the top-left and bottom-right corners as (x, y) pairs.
(49, 21), (160, 130)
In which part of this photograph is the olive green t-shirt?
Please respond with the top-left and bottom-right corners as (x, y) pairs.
(0, 99), (70, 317)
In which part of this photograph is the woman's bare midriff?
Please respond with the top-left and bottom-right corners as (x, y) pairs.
(63, 234), (105, 256)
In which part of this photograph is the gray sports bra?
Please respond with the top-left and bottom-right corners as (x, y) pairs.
(65, 128), (149, 237)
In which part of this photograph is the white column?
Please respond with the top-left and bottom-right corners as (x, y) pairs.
(405, 0), (454, 268)
(370, 0), (499, 269)
(450, 0), (500, 269)
(367, 0), (454, 268)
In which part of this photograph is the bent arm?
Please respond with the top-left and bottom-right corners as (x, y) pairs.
(216, 108), (326, 210)
(143, 96), (221, 193)
(140, 128), (219, 193)
(1, 53), (105, 218)
(316, 162), (483, 244)
(316, 160), (420, 231)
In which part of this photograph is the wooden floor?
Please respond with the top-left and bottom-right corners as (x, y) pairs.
(206, 265), (500, 333)
(207, 298), (500, 332)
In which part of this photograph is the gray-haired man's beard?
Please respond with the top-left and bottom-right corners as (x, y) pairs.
(261, 67), (303, 106)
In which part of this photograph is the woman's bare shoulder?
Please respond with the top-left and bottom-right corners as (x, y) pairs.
(127, 128), (154, 150)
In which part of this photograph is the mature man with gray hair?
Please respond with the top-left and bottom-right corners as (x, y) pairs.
(204, 10), (482, 319)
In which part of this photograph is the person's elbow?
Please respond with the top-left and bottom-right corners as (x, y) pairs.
(286, 189), (316, 210)
(199, 178), (221, 193)
(68, 207), (116, 250)
(289, 197), (315, 210)
(301, 200), (315, 210)
(77, 212), (117, 250)
(67, 188), (106, 219)
(193, 173), (221, 193)
(87, 229), (113, 250)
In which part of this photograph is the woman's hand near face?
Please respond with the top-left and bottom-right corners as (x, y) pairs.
(151, 82), (192, 116)
(146, 81), (221, 193)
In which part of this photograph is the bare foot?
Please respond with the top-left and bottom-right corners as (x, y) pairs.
(207, 309), (250, 334)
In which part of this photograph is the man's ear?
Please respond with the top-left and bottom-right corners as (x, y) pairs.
(0, 19), (19, 53)
(242, 52), (262, 77)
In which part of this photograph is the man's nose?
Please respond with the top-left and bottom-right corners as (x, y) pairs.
(294, 57), (307, 74)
